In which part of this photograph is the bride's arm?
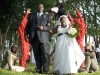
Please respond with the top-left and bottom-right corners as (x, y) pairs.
(49, 25), (59, 34)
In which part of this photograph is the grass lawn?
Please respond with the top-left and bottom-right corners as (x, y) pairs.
(0, 63), (100, 75)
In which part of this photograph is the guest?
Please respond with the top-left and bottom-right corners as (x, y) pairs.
(1, 45), (25, 72)
(78, 43), (99, 73)
(95, 44), (100, 63)
(30, 48), (36, 65)
(56, 3), (66, 18)
(17, 8), (31, 68)
(48, 3), (66, 18)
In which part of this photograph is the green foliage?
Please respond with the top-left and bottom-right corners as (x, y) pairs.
(0, 0), (24, 33)
(87, 27), (100, 36)
(64, 0), (100, 36)
(25, 0), (57, 13)
(87, 27), (95, 36)
(0, 0), (100, 49)
(0, 0), (99, 36)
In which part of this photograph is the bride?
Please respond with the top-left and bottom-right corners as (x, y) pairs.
(50, 15), (85, 75)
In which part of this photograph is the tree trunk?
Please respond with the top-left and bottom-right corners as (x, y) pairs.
(0, 14), (13, 62)
(94, 0), (98, 46)
(18, 38), (21, 58)
(9, 34), (13, 48)
(14, 33), (18, 45)
(0, 29), (2, 62)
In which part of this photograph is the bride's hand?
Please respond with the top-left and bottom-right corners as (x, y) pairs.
(67, 10), (69, 15)
(69, 24), (72, 27)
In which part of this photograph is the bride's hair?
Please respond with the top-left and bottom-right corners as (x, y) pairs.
(55, 15), (70, 26)
(60, 16), (66, 21)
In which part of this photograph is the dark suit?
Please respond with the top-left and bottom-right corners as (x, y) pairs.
(24, 13), (52, 72)
(58, 9), (66, 18)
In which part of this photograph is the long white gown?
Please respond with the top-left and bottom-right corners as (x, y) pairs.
(53, 25), (85, 74)
(30, 49), (36, 65)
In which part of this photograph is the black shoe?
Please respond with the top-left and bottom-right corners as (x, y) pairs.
(36, 69), (42, 74)
(43, 70), (49, 73)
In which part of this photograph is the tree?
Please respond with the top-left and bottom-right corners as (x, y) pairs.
(0, 0), (100, 62)
(0, 0), (25, 62)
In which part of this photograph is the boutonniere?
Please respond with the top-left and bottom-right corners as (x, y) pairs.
(44, 14), (47, 20)
(44, 15), (46, 18)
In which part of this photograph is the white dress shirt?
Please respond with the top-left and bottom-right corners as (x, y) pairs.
(95, 47), (100, 52)
(37, 12), (43, 17)
(51, 7), (58, 13)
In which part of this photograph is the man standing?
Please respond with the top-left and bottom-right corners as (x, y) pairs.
(24, 4), (52, 73)
(48, 3), (66, 18)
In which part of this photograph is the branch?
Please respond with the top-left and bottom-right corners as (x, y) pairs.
(0, 14), (14, 52)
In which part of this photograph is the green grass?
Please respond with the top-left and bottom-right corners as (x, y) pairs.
(0, 63), (100, 75)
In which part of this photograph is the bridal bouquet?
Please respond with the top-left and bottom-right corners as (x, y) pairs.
(67, 22), (79, 38)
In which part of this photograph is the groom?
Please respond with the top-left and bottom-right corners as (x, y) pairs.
(24, 3), (52, 73)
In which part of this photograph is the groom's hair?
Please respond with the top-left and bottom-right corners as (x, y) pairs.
(37, 3), (44, 9)
(38, 3), (43, 7)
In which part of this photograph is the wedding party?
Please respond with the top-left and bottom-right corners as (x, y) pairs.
(0, 0), (100, 75)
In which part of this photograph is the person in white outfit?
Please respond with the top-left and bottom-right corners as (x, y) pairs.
(30, 48), (36, 65)
(50, 15), (85, 75)
(95, 44), (100, 63)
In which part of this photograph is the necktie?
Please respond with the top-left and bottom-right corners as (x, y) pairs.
(37, 13), (40, 18)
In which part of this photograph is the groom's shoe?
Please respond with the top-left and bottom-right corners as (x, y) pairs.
(43, 69), (49, 73)
(36, 69), (42, 74)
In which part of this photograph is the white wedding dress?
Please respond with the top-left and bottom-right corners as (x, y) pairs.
(53, 25), (85, 74)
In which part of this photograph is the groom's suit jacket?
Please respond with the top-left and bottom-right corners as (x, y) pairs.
(24, 13), (52, 43)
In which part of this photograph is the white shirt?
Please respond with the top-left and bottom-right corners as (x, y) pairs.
(51, 7), (58, 13)
(95, 47), (100, 52)
(37, 12), (43, 17)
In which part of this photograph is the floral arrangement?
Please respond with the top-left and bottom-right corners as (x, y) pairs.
(67, 22), (79, 38)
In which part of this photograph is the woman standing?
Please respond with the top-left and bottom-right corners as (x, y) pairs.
(51, 15), (85, 75)
(17, 8), (31, 68)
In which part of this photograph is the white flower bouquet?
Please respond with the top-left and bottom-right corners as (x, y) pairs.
(67, 22), (79, 38)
